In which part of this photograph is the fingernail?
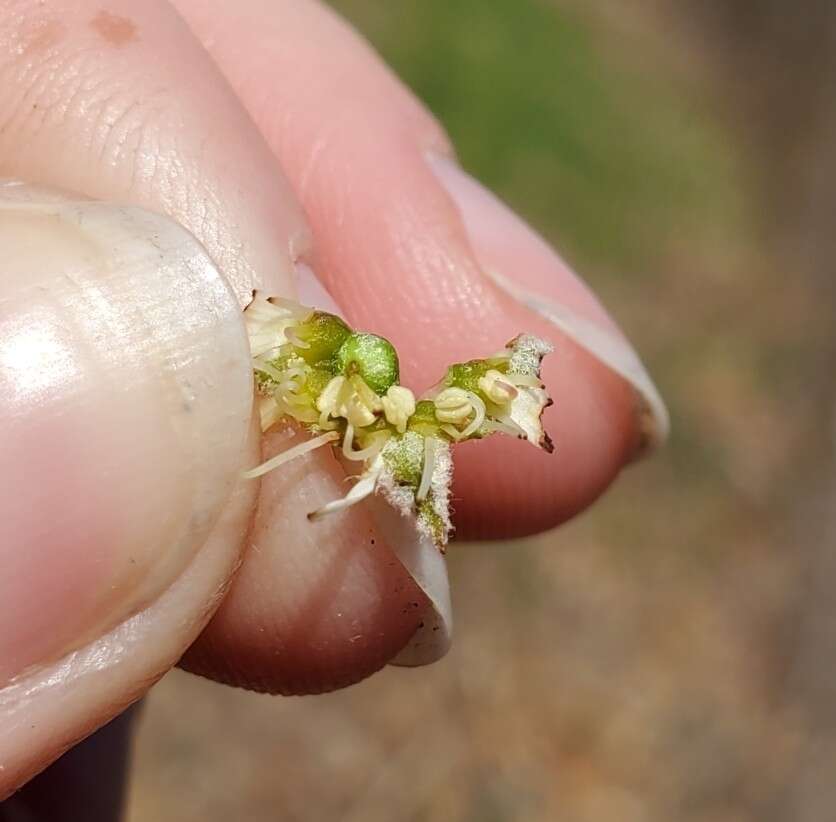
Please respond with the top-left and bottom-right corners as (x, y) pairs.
(294, 261), (346, 318)
(0, 188), (252, 681)
(426, 154), (670, 456)
(368, 495), (452, 667)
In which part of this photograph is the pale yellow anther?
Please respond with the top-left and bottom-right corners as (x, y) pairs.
(316, 374), (380, 428)
(316, 375), (347, 416)
(350, 375), (383, 414)
(344, 395), (377, 428)
(478, 369), (518, 405)
(382, 385), (416, 433)
(433, 387), (474, 424)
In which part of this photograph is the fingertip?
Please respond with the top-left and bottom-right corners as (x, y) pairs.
(0, 192), (252, 683)
(182, 427), (432, 695)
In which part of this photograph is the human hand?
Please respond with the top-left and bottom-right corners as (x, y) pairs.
(0, 0), (667, 810)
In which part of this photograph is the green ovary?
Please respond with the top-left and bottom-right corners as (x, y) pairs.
(336, 332), (399, 395)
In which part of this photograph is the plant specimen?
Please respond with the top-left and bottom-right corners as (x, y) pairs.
(243, 293), (553, 551)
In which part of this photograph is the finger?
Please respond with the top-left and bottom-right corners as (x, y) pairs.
(175, 0), (669, 538)
(181, 427), (431, 695)
(0, 0), (435, 789)
(0, 190), (254, 794)
(0, 0), (306, 299)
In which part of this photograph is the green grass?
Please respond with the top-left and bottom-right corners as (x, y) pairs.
(328, 0), (740, 279)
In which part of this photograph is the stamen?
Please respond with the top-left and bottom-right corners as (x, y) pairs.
(318, 376), (345, 407)
(458, 391), (486, 439)
(307, 469), (381, 520)
(342, 422), (356, 457)
(242, 431), (339, 479)
(344, 394), (378, 428)
(382, 385), (416, 433)
(343, 430), (391, 462)
(417, 436), (438, 502)
(318, 409), (339, 431)
(434, 387), (473, 423)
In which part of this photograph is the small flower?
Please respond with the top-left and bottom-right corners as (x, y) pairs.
(382, 385), (416, 433)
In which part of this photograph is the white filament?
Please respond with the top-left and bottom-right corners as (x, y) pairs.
(341, 423), (356, 458)
(242, 431), (338, 479)
(457, 391), (486, 439)
(342, 427), (390, 462)
(416, 437), (438, 502)
(308, 469), (381, 520)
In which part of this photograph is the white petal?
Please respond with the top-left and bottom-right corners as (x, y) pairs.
(507, 385), (550, 449)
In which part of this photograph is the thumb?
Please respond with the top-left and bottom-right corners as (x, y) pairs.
(0, 183), (254, 793)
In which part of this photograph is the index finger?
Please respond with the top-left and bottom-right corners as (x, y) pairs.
(174, 0), (668, 539)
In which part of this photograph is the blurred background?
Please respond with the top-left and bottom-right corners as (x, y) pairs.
(127, 2), (836, 820)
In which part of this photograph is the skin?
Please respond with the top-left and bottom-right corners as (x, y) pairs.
(0, 0), (645, 816)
